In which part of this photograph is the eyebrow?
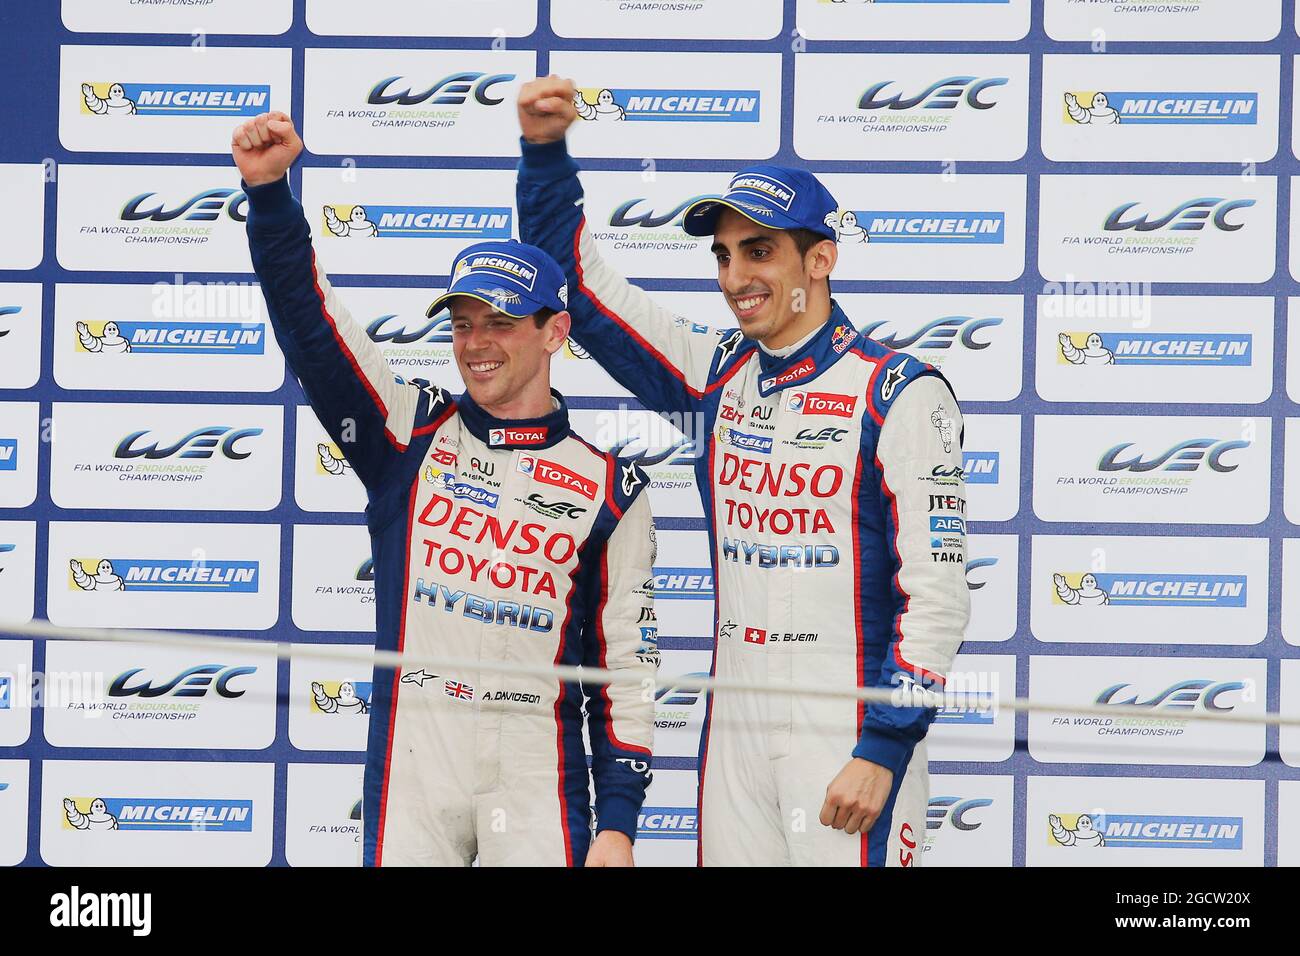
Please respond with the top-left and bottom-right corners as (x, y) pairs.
(710, 234), (776, 255)
(450, 311), (513, 323)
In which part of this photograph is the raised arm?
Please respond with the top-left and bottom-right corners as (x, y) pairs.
(233, 112), (423, 491)
(516, 77), (741, 418)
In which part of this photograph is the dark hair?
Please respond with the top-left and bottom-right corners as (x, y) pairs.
(530, 306), (557, 329)
(788, 228), (831, 257)
(786, 229), (834, 296)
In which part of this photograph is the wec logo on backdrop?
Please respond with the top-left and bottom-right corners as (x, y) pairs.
(1096, 438), (1249, 473)
(119, 189), (247, 223)
(609, 195), (717, 230)
(1094, 678), (1249, 712)
(865, 316), (1002, 351)
(367, 313), (454, 345)
(1103, 198), (1255, 233)
(858, 76), (1007, 111)
(114, 426), (263, 461)
(109, 664), (258, 699)
(366, 72), (515, 107)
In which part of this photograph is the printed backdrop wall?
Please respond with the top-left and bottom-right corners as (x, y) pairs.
(0, 0), (1297, 867)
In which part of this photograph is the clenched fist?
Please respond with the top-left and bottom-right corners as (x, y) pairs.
(518, 75), (579, 145)
(820, 757), (894, 835)
(231, 111), (303, 188)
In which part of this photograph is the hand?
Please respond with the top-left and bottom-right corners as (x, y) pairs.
(584, 829), (635, 867)
(518, 75), (578, 145)
(819, 757), (894, 835)
(231, 111), (303, 188)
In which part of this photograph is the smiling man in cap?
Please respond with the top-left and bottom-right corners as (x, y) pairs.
(232, 110), (658, 868)
(516, 77), (970, 867)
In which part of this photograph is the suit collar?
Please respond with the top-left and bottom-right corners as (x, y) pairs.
(754, 301), (861, 397)
(456, 389), (571, 450)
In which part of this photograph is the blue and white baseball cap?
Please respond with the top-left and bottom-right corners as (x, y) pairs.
(426, 239), (570, 319)
(680, 165), (840, 242)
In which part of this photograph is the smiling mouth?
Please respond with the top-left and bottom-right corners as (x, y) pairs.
(468, 360), (504, 373)
(733, 293), (769, 317)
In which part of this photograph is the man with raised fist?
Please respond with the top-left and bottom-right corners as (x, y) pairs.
(232, 111), (658, 867)
(515, 78), (970, 868)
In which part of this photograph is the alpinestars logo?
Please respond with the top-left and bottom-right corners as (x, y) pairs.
(715, 328), (743, 372)
(620, 461), (644, 497)
(879, 359), (909, 401)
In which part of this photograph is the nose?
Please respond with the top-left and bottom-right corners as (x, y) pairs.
(462, 322), (494, 353)
(723, 256), (753, 294)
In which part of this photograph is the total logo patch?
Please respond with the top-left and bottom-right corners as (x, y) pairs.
(489, 427), (547, 447)
(517, 455), (598, 501)
(786, 390), (857, 418)
(760, 357), (816, 392)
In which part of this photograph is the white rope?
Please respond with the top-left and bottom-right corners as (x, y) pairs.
(2, 618), (1295, 728)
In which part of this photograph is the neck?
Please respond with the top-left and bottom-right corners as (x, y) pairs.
(761, 289), (833, 350)
(475, 375), (555, 421)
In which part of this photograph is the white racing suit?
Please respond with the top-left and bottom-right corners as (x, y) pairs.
(245, 175), (658, 866)
(518, 140), (970, 866)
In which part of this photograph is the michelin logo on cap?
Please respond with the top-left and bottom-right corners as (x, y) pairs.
(427, 240), (570, 319)
(453, 252), (538, 291)
(728, 174), (796, 212)
(681, 164), (841, 242)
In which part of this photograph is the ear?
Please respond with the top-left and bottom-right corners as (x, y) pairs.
(807, 239), (838, 282)
(545, 309), (572, 354)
